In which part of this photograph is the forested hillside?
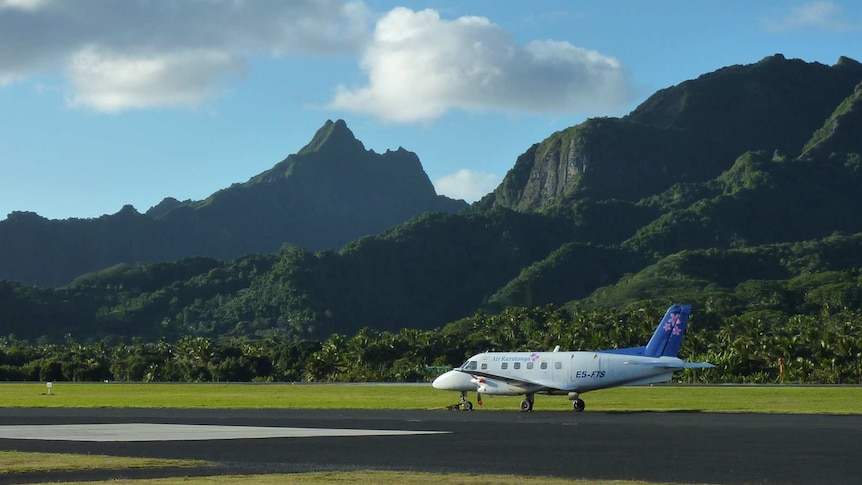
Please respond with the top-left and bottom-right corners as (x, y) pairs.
(2, 55), (862, 384)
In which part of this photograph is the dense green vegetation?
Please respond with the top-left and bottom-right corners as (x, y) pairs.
(3, 301), (861, 384)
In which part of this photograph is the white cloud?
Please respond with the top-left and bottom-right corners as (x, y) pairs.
(65, 47), (245, 112)
(762, 1), (859, 33)
(0, 0), (51, 11)
(0, 0), (371, 110)
(434, 169), (500, 202)
(328, 7), (636, 123)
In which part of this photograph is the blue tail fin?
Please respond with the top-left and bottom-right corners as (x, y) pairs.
(644, 304), (692, 358)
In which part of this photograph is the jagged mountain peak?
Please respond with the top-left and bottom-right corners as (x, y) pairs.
(115, 204), (140, 217)
(837, 55), (862, 68)
(247, 119), (370, 185)
(145, 197), (186, 218)
(0, 117), (467, 286)
(297, 119), (366, 156)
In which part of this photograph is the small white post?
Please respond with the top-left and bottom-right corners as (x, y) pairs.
(46, 382), (52, 395)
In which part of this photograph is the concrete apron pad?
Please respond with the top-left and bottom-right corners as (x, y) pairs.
(0, 423), (449, 442)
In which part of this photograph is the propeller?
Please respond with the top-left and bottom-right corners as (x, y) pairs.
(470, 376), (484, 405)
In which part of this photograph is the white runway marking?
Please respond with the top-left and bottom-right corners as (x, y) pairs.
(0, 423), (448, 442)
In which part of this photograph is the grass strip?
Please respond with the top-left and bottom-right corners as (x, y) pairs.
(5, 467), (700, 484)
(0, 383), (860, 414)
(0, 450), (207, 474)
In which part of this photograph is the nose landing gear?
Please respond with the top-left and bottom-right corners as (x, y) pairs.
(446, 390), (474, 410)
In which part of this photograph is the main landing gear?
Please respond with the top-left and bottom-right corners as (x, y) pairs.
(446, 391), (473, 411)
(520, 393), (535, 412)
(570, 392), (586, 412)
(518, 393), (586, 412)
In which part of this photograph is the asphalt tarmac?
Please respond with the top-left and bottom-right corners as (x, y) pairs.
(1, 408), (860, 484)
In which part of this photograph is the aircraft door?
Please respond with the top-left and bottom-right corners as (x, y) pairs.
(595, 353), (610, 384)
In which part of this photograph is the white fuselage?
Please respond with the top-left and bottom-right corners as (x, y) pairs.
(433, 350), (683, 396)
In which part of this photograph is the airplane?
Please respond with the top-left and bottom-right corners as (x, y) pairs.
(432, 304), (713, 412)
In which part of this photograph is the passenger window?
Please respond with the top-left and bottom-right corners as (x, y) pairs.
(481, 363), (488, 370)
(514, 362), (521, 369)
(526, 362), (534, 370)
(555, 362), (562, 369)
(501, 362), (508, 369)
(540, 362), (548, 369)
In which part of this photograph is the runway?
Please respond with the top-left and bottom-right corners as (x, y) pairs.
(1, 408), (861, 484)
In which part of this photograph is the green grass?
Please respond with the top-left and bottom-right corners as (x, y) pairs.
(0, 450), (206, 474)
(56, 471), (686, 484)
(1, 382), (860, 414)
(0, 453), (701, 485)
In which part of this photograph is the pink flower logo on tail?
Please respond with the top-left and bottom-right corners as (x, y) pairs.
(665, 313), (682, 335)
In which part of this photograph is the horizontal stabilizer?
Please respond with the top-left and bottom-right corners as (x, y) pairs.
(624, 360), (714, 369)
(681, 362), (715, 368)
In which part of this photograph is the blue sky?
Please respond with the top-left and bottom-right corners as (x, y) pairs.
(1, 0), (860, 220)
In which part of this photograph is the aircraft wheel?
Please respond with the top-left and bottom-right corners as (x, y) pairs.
(463, 401), (473, 411)
(520, 400), (532, 412)
(573, 399), (585, 412)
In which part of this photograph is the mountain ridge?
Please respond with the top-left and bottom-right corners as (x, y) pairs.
(479, 54), (862, 213)
(0, 120), (467, 286)
(3, 54), (862, 344)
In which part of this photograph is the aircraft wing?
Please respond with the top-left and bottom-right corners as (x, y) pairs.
(455, 369), (568, 392)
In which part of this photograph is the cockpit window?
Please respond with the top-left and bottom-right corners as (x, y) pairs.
(461, 360), (478, 370)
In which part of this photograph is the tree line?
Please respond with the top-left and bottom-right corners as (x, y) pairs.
(3, 303), (860, 384)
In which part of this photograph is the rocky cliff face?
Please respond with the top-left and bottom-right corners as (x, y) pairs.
(482, 54), (862, 213)
(519, 129), (588, 209)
